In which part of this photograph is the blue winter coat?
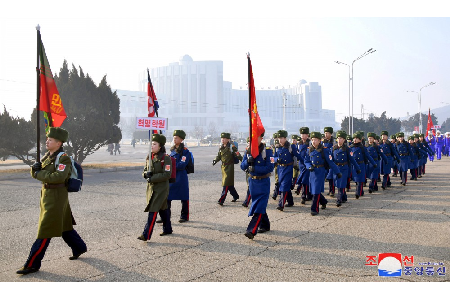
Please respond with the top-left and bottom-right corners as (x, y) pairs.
(349, 143), (377, 182)
(378, 140), (400, 175)
(241, 143), (274, 216)
(296, 139), (311, 185)
(366, 143), (388, 179)
(273, 142), (303, 192)
(304, 144), (341, 195)
(322, 137), (335, 180)
(168, 144), (190, 201)
(395, 141), (414, 172)
(331, 144), (360, 188)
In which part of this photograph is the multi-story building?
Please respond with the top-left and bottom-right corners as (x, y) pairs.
(117, 55), (338, 139)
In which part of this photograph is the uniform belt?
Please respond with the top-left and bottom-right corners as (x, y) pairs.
(251, 173), (271, 180)
(372, 158), (379, 161)
(278, 162), (294, 167)
(357, 160), (364, 164)
(44, 183), (66, 189)
(336, 162), (348, 166)
(399, 153), (408, 156)
(312, 164), (324, 168)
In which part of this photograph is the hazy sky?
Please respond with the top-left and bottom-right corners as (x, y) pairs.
(1, 1), (448, 124)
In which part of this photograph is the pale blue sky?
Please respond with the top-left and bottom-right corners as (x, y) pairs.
(1, 1), (448, 124)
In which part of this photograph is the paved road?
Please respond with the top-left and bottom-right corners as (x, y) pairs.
(0, 146), (449, 282)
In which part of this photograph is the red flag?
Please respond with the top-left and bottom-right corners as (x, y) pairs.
(147, 69), (157, 117)
(39, 36), (66, 127)
(426, 108), (435, 135)
(248, 55), (265, 158)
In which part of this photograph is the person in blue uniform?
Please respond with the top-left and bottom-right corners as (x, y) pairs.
(345, 134), (354, 191)
(419, 133), (434, 175)
(273, 130), (302, 211)
(390, 134), (399, 178)
(426, 131), (436, 162)
(212, 132), (243, 205)
(395, 132), (414, 186)
(379, 131), (400, 189)
(366, 132), (388, 193)
(322, 127), (336, 197)
(167, 130), (191, 222)
(331, 131), (360, 206)
(435, 130), (445, 160)
(291, 134), (300, 190)
(408, 135), (428, 180)
(444, 132), (450, 156)
(241, 132), (274, 239)
(349, 132), (377, 199)
(304, 132), (342, 216)
(295, 127), (313, 204)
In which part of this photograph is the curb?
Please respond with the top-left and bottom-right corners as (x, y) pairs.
(0, 165), (144, 181)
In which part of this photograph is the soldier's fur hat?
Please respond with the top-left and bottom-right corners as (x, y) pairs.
(46, 127), (68, 143)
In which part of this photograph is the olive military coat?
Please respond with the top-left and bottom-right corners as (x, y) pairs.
(214, 143), (243, 186)
(143, 153), (172, 212)
(31, 152), (74, 239)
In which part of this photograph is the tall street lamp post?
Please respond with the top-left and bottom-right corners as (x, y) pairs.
(335, 61), (350, 134)
(407, 82), (435, 134)
(351, 48), (376, 135)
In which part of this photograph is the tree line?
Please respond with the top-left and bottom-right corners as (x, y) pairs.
(0, 60), (121, 165)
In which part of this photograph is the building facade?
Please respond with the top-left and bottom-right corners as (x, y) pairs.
(117, 55), (338, 140)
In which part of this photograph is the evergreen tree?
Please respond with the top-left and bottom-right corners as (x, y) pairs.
(0, 106), (35, 164)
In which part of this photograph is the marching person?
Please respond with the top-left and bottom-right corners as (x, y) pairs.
(271, 133), (280, 200)
(291, 134), (300, 190)
(390, 134), (399, 178)
(366, 132), (388, 193)
(331, 131), (361, 206)
(349, 132), (377, 199)
(426, 131), (436, 162)
(138, 134), (173, 241)
(273, 130), (302, 211)
(304, 132), (342, 216)
(212, 132), (243, 205)
(167, 130), (191, 222)
(419, 133), (434, 175)
(395, 132), (414, 186)
(435, 130), (445, 160)
(241, 132), (274, 239)
(409, 135), (427, 181)
(17, 127), (87, 275)
(114, 142), (121, 155)
(445, 132), (450, 156)
(379, 131), (400, 189)
(345, 134), (354, 191)
(322, 127), (335, 197)
(295, 127), (313, 204)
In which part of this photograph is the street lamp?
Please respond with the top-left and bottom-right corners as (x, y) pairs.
(351, 48), (376, 135)
(408, 82), (435, 134)
(335, 61), (351, 134)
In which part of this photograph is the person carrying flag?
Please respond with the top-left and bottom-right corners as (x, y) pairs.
(241, 132), (274, 239)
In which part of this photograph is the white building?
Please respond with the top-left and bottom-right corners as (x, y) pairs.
(117, 55), (338, 139)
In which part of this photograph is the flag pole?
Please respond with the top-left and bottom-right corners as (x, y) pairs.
(36, 25), (41, 160)
(247, 53), (252, 157)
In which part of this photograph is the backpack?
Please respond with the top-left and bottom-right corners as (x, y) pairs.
(55, 152), (83, 192)
(162, 155), (177, 183)
(185, 149), (195, 174)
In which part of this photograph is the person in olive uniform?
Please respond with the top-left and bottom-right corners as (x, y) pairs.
(17, 127), (87, 275)
(304, 132), (342, 216)
(138, 134), (173, 241)
(167, 130), (191, 222)
(241, 132), (274, 239)
(212, 132), (243, 205)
